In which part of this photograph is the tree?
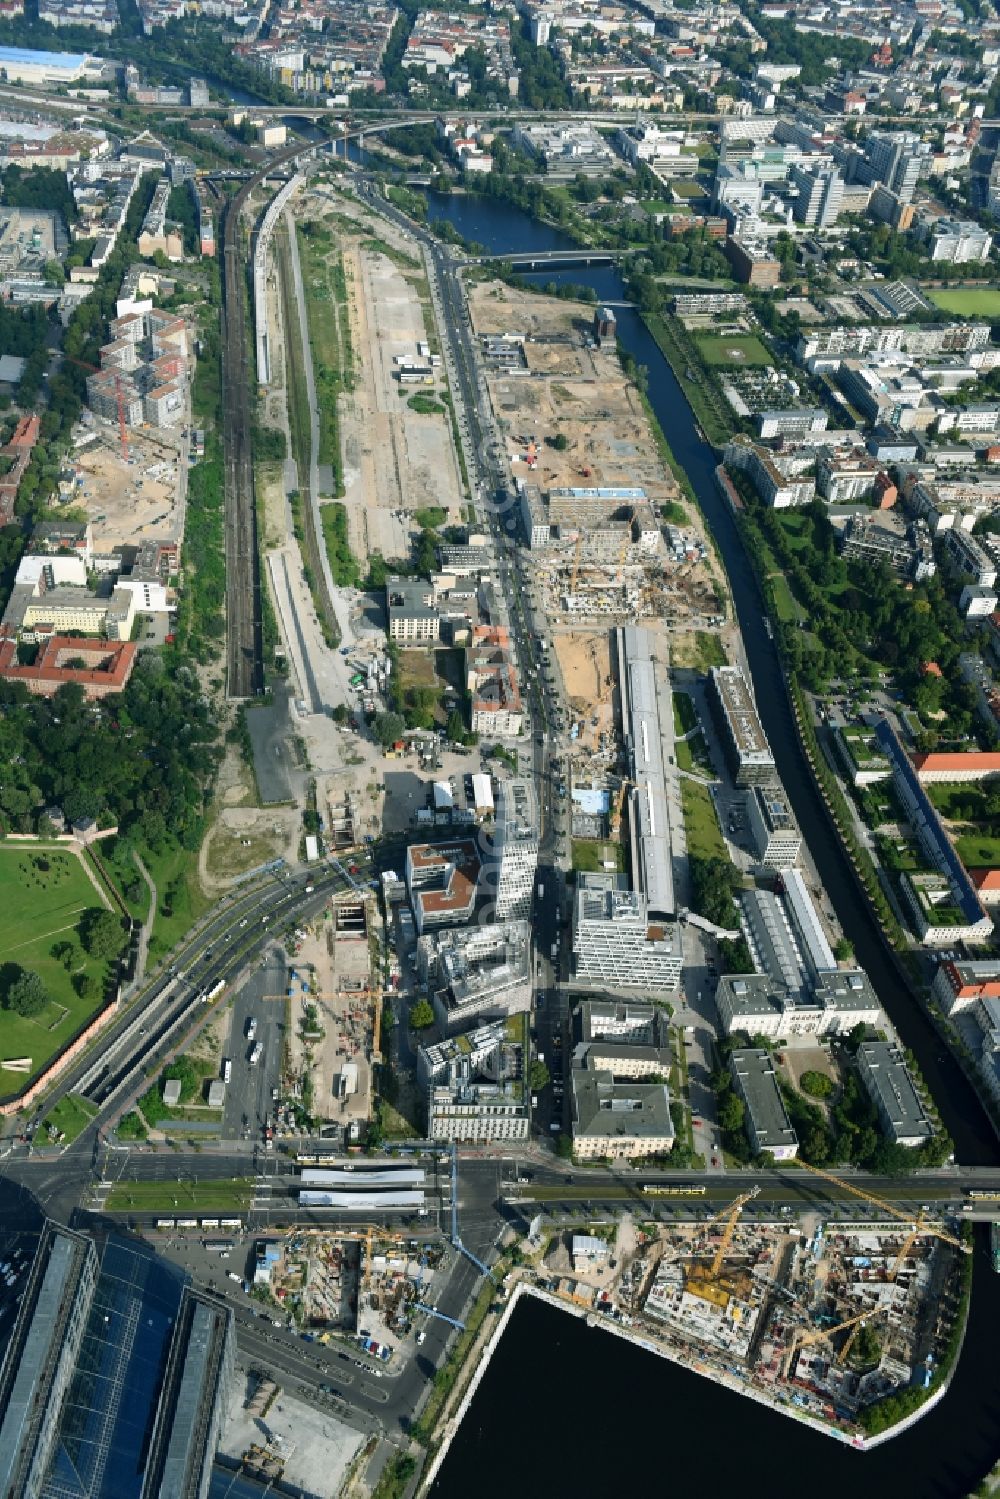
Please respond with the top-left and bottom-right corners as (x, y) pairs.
(718, 1093), (745, 1134)
(800, 1070), (834, 1099)
(5, 968), (48, 1017)
(408, 999), (434, 1030)
(529, 1059), (550, 1091)
(332, 703), (348, 725)
(833, 936), (854, 963)
(79, 908), (127, 961)
(446, 708), (467, 744)
(43, 259), (65, 288)
(551, 432), (568, 451)
(73, 972), (100, 1001)
(50, 939), (77, 970)
(372, 711), (405, 749)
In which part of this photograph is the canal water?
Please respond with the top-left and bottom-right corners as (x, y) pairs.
(423, 189), (998, 1168)
(418, 189), (1000, 1496)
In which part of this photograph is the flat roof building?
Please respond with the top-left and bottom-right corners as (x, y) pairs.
(573, 999), (672, 1079)
(729, 1048), (799, 1160)
(856, 1040), (933, 1147)
(715, 968), (881, 1042)
(405, 839), (480, 935)
(386, 577), (439, 644)
(570, 1057), (675, 1160)
(417, 920), (531, 1034)
(617, 625), (678, 919)
(747, 784), (802, 870)
(0, 1223), (98, 1499)
(932, 958), (1000, 1016)
(421, 1014), (530, 1143)
(141, 1288), (234, 1499)
(572, 871), (682, 993)
(491, 777), (537, 920)
(709, 665), (776, 787)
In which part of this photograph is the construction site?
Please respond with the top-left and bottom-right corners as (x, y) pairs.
(540, 1172), (969, 1437)
(250, 1228), (447, 1354)
(68, 424), (188, 552)
(282, 896), (379, 1127)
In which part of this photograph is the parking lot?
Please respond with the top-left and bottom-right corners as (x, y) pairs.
(224, 955), (287, 1144)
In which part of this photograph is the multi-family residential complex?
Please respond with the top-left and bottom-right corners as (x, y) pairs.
(416, 920), (531, 1033)
(467, 625), (523, 736)
(418, 1016), (530, 1143)
(86, 307), (190, 434)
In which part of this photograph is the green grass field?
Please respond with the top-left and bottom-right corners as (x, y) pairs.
(956, 835), (1000, 869)
(572, 839), (625, 874)
(694, 334), (774, 368)
(928, 288), (1000, 317)
(105, 1179), (255, 1212)
(0, 846), (113, 1089)
(40, 1092), (97, 1145)
(680, 779), (727, 862)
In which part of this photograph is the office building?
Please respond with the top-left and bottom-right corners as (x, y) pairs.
(142, 1288), (234, 1499)
(491, 777), (538, 920)
(729, 1048), (799, 1160)
(570, 1055), (674, 1160)
(617, 626), (678, 921)
(405, 840), (480, 935)
(856, 1041), (933, 1147)
(709, 664), (776, 787)
(386, 577), (439, 644)
(572, 872), (681, 992)
(573, 999), (672, 1078)
(715, 968), (881, 1041)
(723, 436), (816, 509)
(0, 1224), (98, 1499)
(724, 237), (781, 288)
(757, 408), (829, 440)
(417, 920), (531, 1033)
(790, 164), (843, 227)
(746, 784), (802, 869)
(863, 132), (922, 203)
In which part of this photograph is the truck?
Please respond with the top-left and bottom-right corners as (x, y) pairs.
(246, 1017), (257, 1041)
(249, 1042), (263, 1067)
(222, 1059), (232, 1084)
(537, 884), (544, 902)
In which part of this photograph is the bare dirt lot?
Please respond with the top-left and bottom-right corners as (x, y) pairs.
(73, 429), (184, 550)
(286, 901), (374, 1125)
(553, 630), (615, 753)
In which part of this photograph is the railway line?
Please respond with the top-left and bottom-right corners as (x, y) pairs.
(217, 145), (310, 699)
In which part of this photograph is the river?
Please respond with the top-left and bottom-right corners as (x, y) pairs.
(417, 189), (1000, 1495)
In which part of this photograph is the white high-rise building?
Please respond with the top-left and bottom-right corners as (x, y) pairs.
(573, 872), (682, 992)
(493, 778), (538, 921)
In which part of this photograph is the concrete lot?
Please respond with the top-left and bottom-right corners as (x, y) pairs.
(219, 1376), (363, 1499)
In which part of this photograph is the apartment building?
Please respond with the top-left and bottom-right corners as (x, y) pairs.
(405, 840), (480, 936)
(416, 921), (531, 1034)
(932, 958), (1000, 1017)
(723, 436), (816, 508)
(925, 217), (993, 264)
(467, 624), (522, 736)
(420, 1016), (530, 1143)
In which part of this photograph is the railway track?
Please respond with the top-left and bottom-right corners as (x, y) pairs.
(217, 145), (311, 700)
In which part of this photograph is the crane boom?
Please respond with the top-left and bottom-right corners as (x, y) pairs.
(795, 1161), (969, 1255)
(709, 1187), (761, 1279)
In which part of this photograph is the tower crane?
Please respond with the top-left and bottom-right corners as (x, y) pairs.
(795, 1160), (970, 1263)
(703, 1187), (762, 1280)
(569, 533), (583, 594)
(782, 1306), (886, 1380)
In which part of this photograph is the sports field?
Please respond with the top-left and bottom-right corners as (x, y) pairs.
(927, 288), (1000, 317)
(0, 845), (112, 1087)
(694, 333), (774, 367)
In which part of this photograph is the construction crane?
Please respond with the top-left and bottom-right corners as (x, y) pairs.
(616, 507), (636, 583)
(704, 1187), (761, 1279)
(63, 353), (130, 461)
(782, 1306), (882, 1379)
(796, 1160), (970, 1261)
(569, 533), (583, 594)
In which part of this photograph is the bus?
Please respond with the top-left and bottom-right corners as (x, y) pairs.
(155, 1219), (175, 1231)
(965, 1189), (1000, 1200)
(220, 1218), (243, 1230)
(177, 1218), (198, 1229)
(641, 1185), (707, 1197)
(200, 1218), (220, 1230)
(205, 979), (226, 1003)
(203, 1239), (236, 1254)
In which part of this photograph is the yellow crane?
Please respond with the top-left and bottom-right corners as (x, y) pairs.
(782, 1306), (884, 1379)
(795, 1160), (970, 1264)
(705, 1186), (762, 1279)
(569, 534), (583, 594)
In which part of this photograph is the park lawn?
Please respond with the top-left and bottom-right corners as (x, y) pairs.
(673, 690), (698, 735)
(694, 333), (774, 368)
(769, 573), (799, 624)
(40, 1092), (97, 1145)
(144, 842), (212, 964)
(572, 839), (625, 873)
(0, 845), (115, 1088)
(105, 1179), (255, 1213)
(681, 779), (727, 862)
(955, 834), (1000, 868)
(928, 288), (1000, 318)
